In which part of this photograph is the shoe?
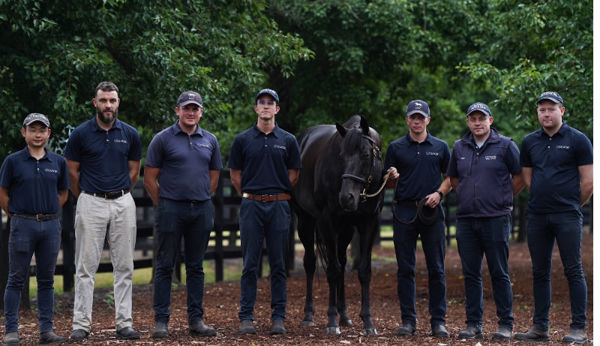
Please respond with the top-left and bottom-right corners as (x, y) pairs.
(39, 331), (67, 344)
(431, 324), (449, 338)
(396, 323), (416, 336)
(70, 329), (89, 341)
(562, 328), (587, 344)
(514, 325), (550, 341)
(492, 326), (512, 340)
(3, 332), (18, 345)
(270, 320), (286, 335)
(458, 325), (483, 339)
(189, 320), (216, 337)
(152, 322), (168, 339)
(116, 327), (140, 340)
(238, 320), (257, 334)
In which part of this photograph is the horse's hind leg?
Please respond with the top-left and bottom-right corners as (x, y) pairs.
(298, 215), (316, 326)
(337, 231), (353, 327)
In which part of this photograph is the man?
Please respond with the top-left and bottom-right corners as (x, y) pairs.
(447, 102), (524, 340)
(0, 113), (69, 345)
(228, 88), (301, 335)
(384, 100), (451, 338)
(64, 81), (142, 341)
(144, 91), (222, 338)
(515, 92), (593, 344)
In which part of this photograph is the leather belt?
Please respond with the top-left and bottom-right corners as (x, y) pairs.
(14, 213), (60, 222)
(242, 192), (291, 202)
(83, 189), (129, 200)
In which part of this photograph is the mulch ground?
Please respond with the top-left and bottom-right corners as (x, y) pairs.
(6, 233), (593, 345)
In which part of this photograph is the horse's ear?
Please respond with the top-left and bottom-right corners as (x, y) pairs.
(336, 122), (347, 137)
(360, 116), (369, 136)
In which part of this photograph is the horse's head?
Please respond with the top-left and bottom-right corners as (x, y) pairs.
(336, 116), (384, 212)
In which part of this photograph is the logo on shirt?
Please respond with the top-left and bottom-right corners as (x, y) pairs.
(273, 145), (287, 151)
(44, 168), (58, 174)
(425, 152), (439, 156)
(484, 155), (497, 160)
(197, 144), (212, 149)
(114, 139), (128, 144)
(556, 145), (570, 150)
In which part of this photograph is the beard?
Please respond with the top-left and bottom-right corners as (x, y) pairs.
(96, 106), (118, 124)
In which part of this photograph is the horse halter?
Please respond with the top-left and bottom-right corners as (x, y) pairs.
(341, 134), (385, 201)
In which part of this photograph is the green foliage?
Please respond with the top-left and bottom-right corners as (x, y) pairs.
(0, 0), (313, 159)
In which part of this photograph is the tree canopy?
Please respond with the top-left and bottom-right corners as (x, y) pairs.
(0, 0), (592, 161)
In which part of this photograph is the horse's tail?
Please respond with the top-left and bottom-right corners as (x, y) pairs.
(314, 225), (330, 272)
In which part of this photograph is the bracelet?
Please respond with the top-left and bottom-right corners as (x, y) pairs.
(436, 190), (444, 198)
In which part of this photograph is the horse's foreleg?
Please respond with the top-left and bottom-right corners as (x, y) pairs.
(357, 225), (378, 335)
(325, 263), (341, 335)
(336, 240), (352, 327)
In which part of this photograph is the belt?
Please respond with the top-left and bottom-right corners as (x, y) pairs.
(396, 199), (420, 207)
(242, 192), (291, 202)
(14, 213), (60, 222)
(83, 189), (129, 200)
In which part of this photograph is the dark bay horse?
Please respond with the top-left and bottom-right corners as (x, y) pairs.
(291, 115), (386, 335)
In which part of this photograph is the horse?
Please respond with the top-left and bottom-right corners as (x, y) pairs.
(291, 115), (386, 335)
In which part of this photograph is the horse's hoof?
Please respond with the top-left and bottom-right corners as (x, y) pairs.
(324, 326), (341, 335)
(363, 327), (378, 335)
(302, 320), (315, 327)
(339, 318), (353, 327)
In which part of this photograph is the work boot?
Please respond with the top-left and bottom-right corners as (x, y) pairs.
(116, 327), (140, 340)
(458, 325), (483, 339)
(189, 320), (216, 337)
(492, 326), (512, 340)
(396, 322), (416, 336)
(431, 324), (449, 338)
(3, 332), (18, 345)
(152, 322), (168, 339)
(238, 320), (257, 334)
(69, 329), (89, 342)
(562, 328), (587, 344)
(514, 325), (550, 341)
(270, 320), (286, 335)
(38, 331), (66, 344)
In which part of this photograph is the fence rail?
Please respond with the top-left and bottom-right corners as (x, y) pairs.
(0, 170), (592, 295)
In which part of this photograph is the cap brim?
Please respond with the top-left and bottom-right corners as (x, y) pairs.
(179, 100), (202, 107)
(407, 110), (430, 117)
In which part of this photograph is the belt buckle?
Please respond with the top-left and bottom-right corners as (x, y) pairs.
(261, 195), (270, 202)
(36, 214), (41, 222)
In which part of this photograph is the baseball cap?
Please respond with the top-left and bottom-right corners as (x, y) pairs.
(256, 88), (279, 103)
(466, 102), (491, 117)
(177, 91), (203, 107)
(406, 100), (430, 117)
(23, 113), (50, 127)
(537, 91), (563, 104)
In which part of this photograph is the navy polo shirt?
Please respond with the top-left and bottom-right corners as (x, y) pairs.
(384, 132), (450, 201)
(64, 116), (142, 193)
(228, 123), (301, 194)
(520, 123), (593, 214)
(0, 147), (70, 214)
(145, 121), (223, 201)
(447, 129), (521, 218)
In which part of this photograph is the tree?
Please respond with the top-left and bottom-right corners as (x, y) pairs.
(0, 0), (314, 159)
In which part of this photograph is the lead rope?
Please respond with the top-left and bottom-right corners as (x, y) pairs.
(360, 170), (390, 199)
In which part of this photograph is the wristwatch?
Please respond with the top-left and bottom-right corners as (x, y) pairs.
(436, 190), (444, 198)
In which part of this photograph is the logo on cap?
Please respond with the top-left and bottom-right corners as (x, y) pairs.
(23, 113), (50, 127)
(537, 91), (563, 104)
(466, 102), (491, 117)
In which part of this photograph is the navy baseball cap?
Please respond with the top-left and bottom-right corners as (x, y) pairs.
(406, 100), (430, 117)
(177, 91), (203, 107)
(537, 91), (563, 104)
(256, 88), (279, 103)
(466, 102), (491, 117)
(23, 113), (50, 127)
